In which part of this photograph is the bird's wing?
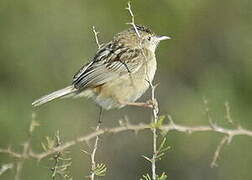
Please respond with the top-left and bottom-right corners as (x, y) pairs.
(72, 42), (143, 89)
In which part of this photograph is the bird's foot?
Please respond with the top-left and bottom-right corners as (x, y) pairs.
(146, 99), (158, 109)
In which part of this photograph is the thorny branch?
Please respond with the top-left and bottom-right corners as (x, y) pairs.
(90, 121), (102, 180)
(49, 131), (72, 180)
(14, 113), (39, 180)
(51, 131), (62, 179)
(203, 99), (236, 168)
(224, 101), (233, 124)
(1, 3), (252, 180)
(0, 163), (13, 176)
(126, 2), (160, 179)
(89, 26), (104, 180)
(2, 119), (252, 167)
(150, 83), (159, 180)
(126, 2), (140, 37)
(210, 136), (229, 168)
(92, 26), (102, 49)
(202, 98), (235, 166)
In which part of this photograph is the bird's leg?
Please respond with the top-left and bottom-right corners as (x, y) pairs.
(98, 107), (103, 124)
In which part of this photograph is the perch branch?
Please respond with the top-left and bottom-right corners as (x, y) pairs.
(2, 121), (252, 166)
(126, 2), (160, 179)
(89, 26), (103, 180)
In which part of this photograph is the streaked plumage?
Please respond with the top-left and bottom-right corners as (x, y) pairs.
(32, 25), (170, 109)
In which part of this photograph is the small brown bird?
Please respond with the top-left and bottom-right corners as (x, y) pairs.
(32, 25), (170, 110)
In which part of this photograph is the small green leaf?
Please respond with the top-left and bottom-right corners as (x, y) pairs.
(156, 138), (170, 161)
(157, 172), (168, 180)
(92, 163), (107, 177)
(150, 115), (166, 128)
(140, 173), (152, 180)
(157, 115), (166, 127)
(46, 136), (55, 150)
(41, 142), (47, 151)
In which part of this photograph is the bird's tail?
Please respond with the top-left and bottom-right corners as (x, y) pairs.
(32, 85), (77, 107)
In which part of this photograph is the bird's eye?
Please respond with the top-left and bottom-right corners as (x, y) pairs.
(147, 36), (151, 41)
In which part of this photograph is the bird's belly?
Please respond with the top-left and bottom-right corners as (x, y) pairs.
(86, 58), (157, 110)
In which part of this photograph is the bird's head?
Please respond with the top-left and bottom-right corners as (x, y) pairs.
(114, 25), (170, 52)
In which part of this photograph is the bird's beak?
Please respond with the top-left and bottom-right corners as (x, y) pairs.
(156, 35), (171, 41)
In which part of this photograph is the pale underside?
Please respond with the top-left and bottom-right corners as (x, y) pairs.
(75, 55), (157, 110)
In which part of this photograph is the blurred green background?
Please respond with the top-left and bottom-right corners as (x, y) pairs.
(1, 0), (252, 179)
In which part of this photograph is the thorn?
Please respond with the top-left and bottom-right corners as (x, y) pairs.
(167, 115), (174, 125)
(142, 155), (152, 162)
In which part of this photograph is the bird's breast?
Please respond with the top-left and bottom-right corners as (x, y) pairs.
(87, 55), (157, 109)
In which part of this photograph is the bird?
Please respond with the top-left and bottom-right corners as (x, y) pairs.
(32, 25), (170, 110)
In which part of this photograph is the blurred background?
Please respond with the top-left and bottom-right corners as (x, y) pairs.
(1, 0), (252, 179)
